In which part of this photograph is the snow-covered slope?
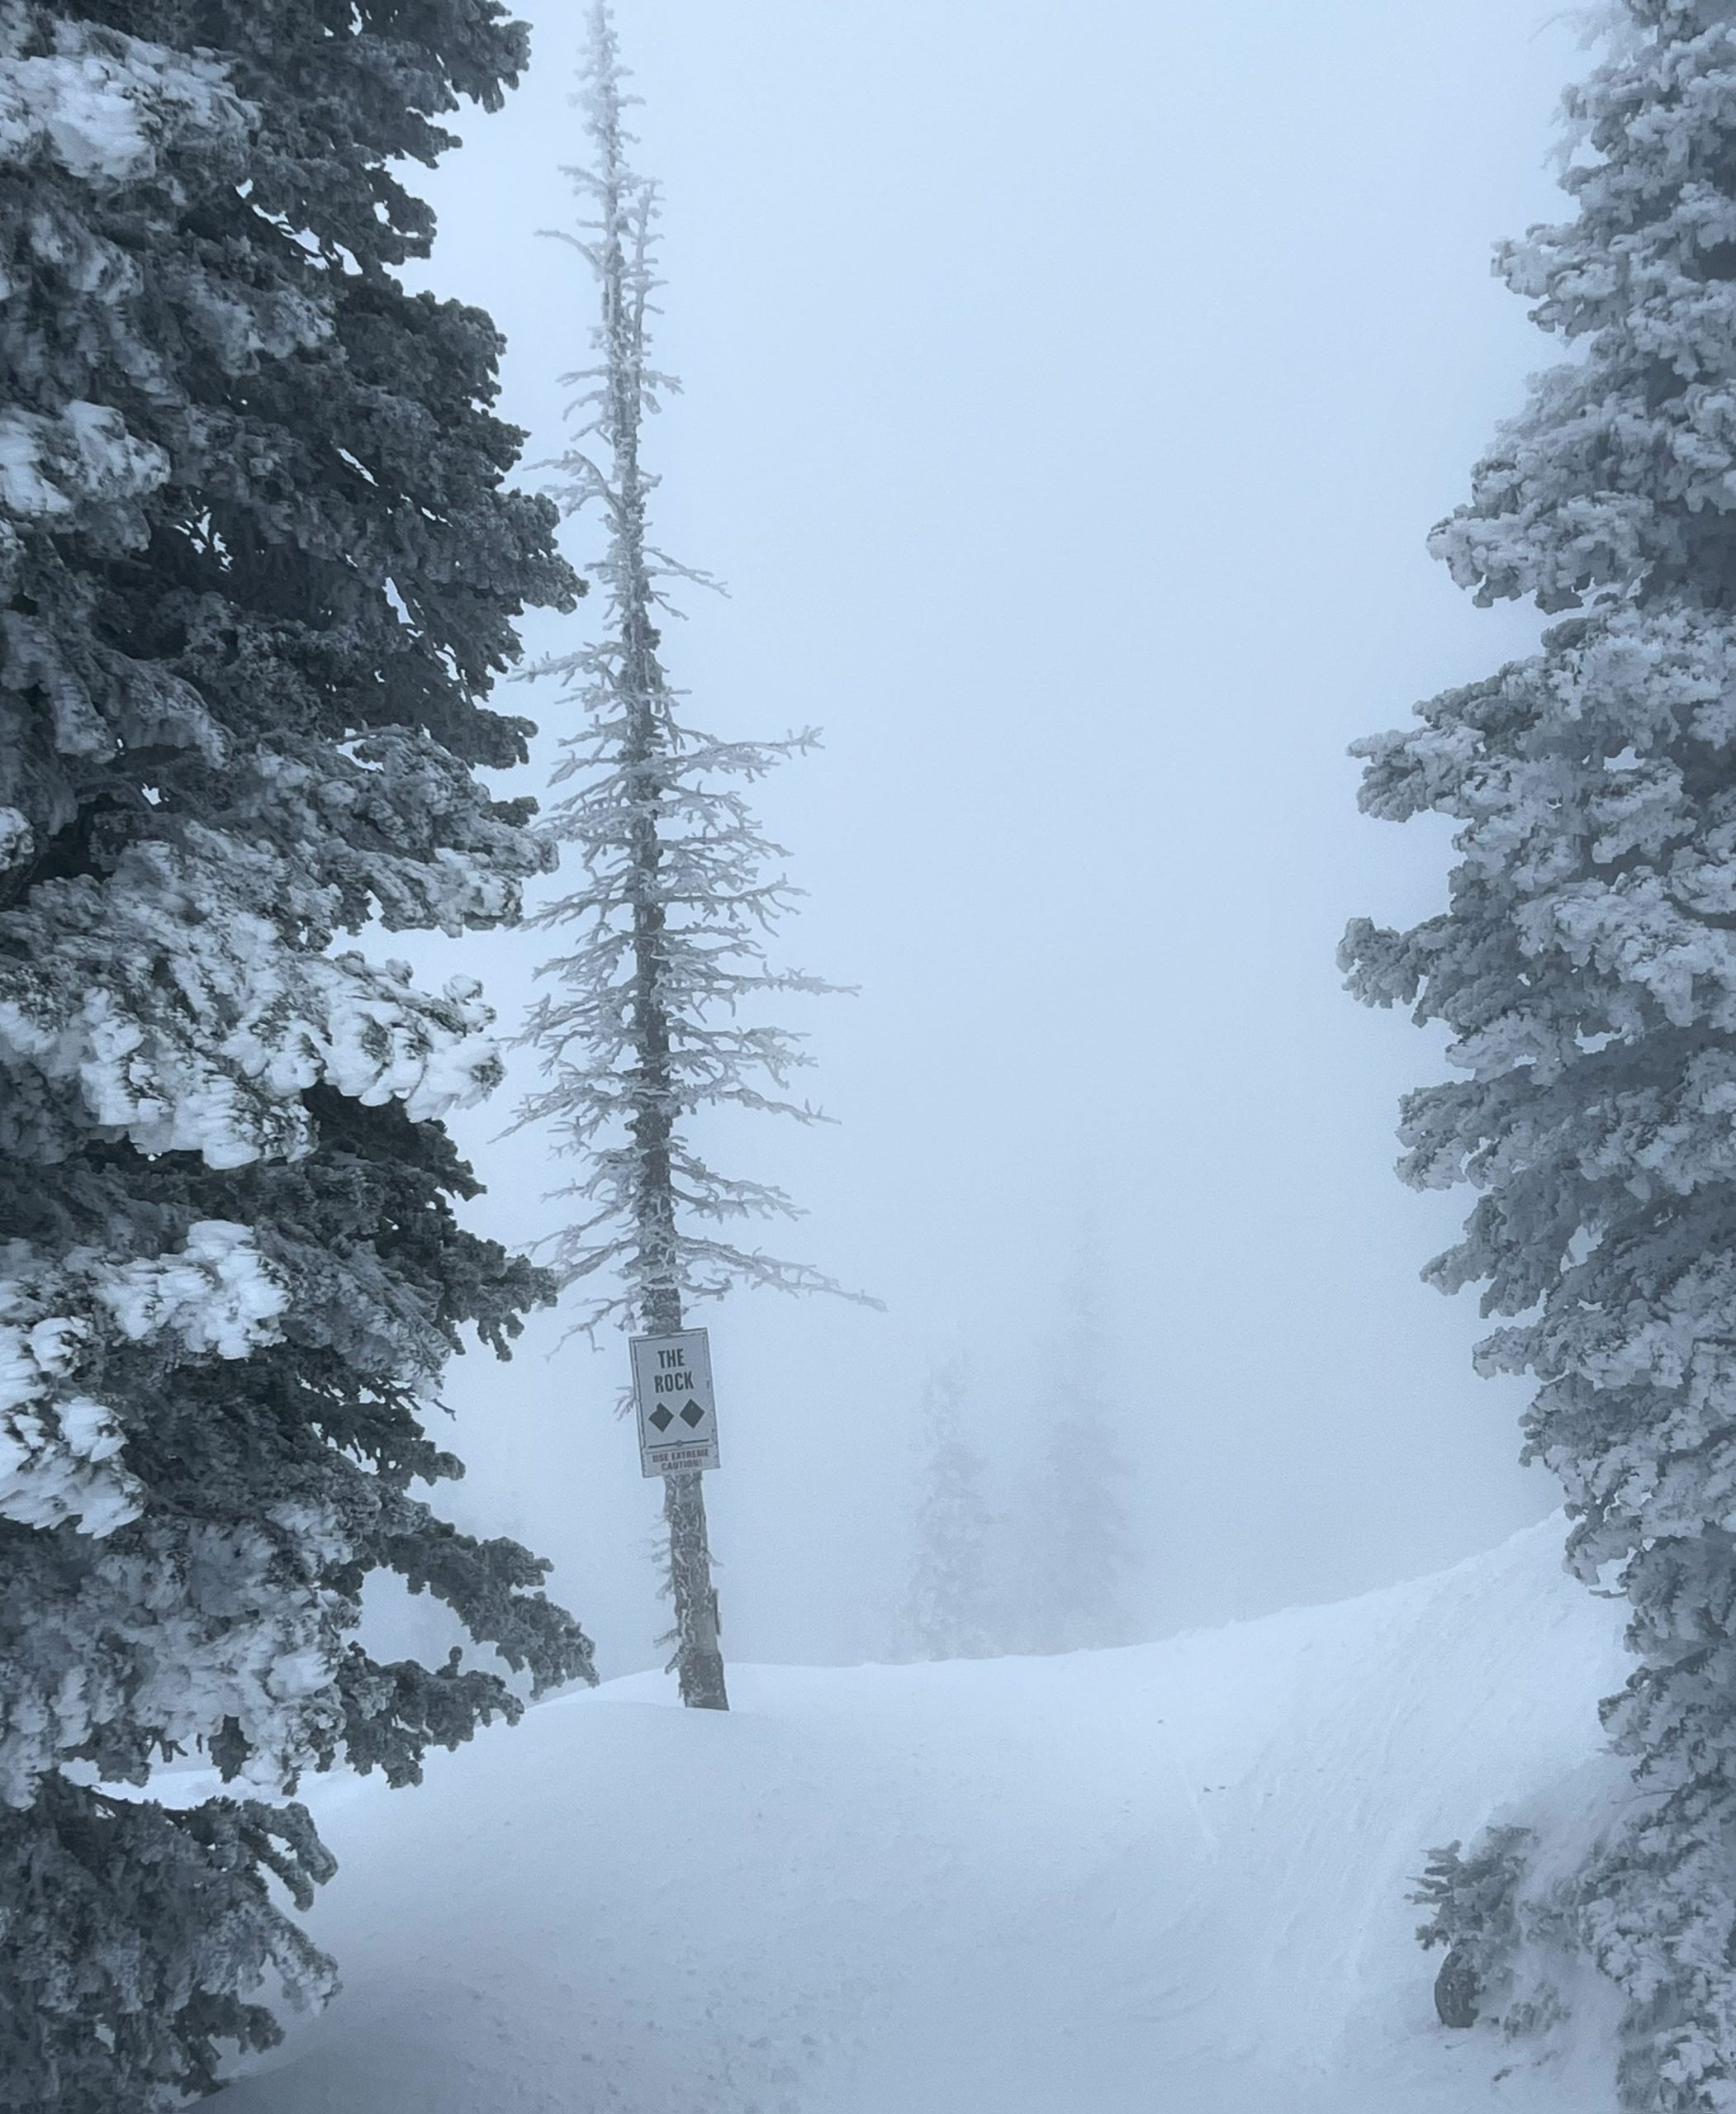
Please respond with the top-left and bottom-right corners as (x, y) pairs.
(221, 1519), (1629, 2114)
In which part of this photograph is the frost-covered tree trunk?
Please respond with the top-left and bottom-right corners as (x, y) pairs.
(1343, 7), (1736, 2105)
(0, 6), (592, 2105)
(899, 1363), (997, 1661)
(524, 2), (856, 1713)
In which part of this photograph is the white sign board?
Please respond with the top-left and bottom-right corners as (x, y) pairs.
(629, 1328), (720, 1478)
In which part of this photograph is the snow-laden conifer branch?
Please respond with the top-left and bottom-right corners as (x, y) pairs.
(519, 0), (871, 1343)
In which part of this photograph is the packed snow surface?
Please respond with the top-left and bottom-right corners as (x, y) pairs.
(224, 1519), (1629, 2113)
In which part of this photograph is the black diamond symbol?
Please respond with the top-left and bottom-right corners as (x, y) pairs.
(680, 1403), (705, 1429)
(648, 1406), (674, 1432)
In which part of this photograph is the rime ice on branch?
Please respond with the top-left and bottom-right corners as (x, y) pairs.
(522, 2), (864, 1711)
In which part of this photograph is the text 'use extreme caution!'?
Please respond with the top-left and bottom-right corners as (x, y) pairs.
(629, 1329), (721, 1478)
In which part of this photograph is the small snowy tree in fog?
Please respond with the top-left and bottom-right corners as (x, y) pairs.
(0, 6), (592, 2106)
(1344, 6), (1736, 2104)
(522, 2), (856, 1713)
(899, 1363), (997, 1661)
(1019, 1270), (1136, 1655)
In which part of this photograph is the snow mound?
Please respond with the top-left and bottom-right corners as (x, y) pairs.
(222, 1518), (1629, 2114)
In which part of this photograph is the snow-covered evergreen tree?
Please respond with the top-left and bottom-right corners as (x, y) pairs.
(1343, 7), (1736, 2103)
(0, 5), (592, 2105)
(522, 2), (856, 1711)
(1412, 1830), (1538, 2031)
(1018, 1269), (1136, 1655)
(899, 1363), (996, 1661)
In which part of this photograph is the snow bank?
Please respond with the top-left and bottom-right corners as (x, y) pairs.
(221, 1518), (1629, 2113)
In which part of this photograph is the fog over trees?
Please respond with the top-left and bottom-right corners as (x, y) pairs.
(401, 0), (1582, 1680)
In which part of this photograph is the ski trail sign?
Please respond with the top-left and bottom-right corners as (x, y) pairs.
(629, 1329), (721, 1477)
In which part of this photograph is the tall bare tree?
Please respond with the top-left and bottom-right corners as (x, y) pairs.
(523, 1), (856, 1709)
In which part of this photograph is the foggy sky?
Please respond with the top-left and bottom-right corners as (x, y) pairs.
(382, 0), (1586, 1678)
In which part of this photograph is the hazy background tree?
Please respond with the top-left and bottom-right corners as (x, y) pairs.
(1016, 1262), (1137, 1655)
(1344, 5), (1736, 2103)
(899, 1363), (997, 1661)
(0, 4), (589, 2105)
(520, 1), (856, 1711)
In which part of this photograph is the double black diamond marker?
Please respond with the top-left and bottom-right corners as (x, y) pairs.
(647, 1404), (707, 1434)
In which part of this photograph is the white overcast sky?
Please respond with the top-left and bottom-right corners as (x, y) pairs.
(388, 0), (1588, 1677)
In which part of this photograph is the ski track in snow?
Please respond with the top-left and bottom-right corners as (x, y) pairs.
(219, 1519), (1629, 2113)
